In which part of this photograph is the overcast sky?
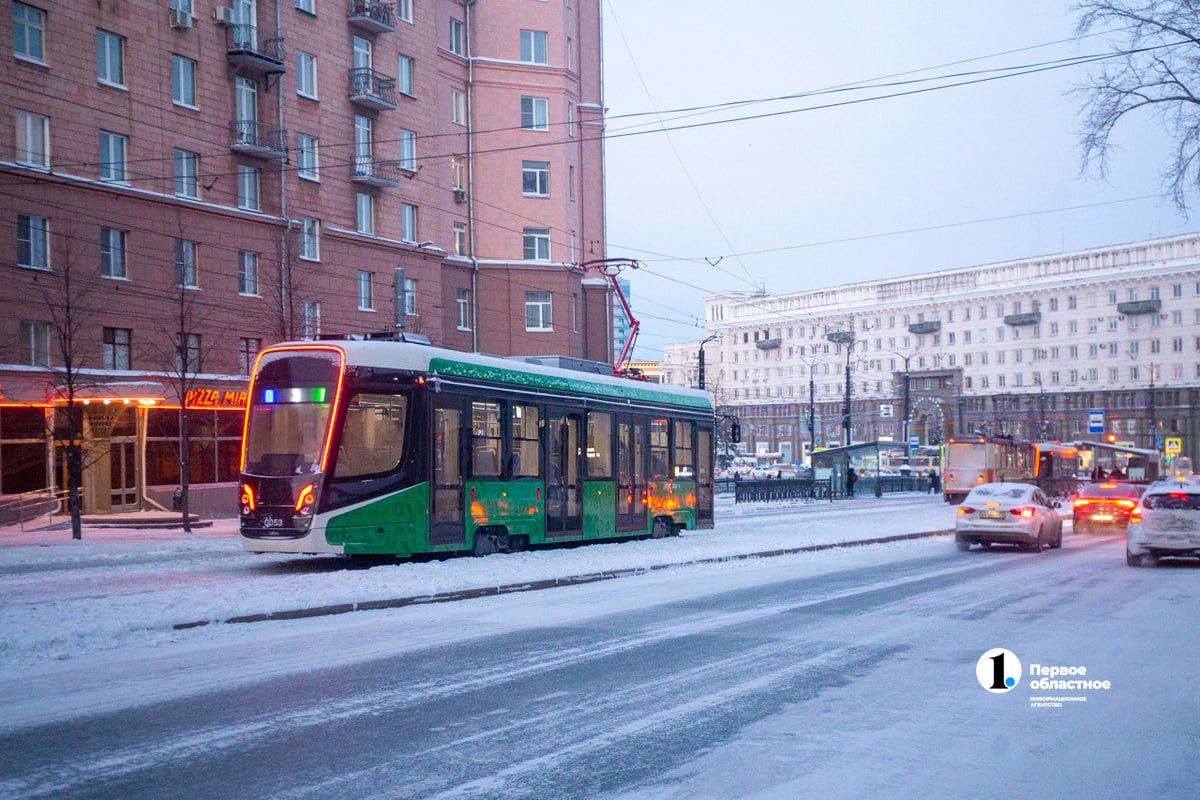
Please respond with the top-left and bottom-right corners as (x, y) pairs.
(600, 0), (1195, 358)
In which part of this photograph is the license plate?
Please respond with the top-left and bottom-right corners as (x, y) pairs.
(1091, 514), (1114, 522)
(981, 510), (1004, 520)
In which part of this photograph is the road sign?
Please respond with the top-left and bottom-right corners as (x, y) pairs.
(879, 404), (894, 418)
(909, 434), (920, 449)
(1165, 437), (1182, 454)
(1088, 409), (1105, 434)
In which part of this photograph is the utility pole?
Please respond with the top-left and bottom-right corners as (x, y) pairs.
(697, 334), (718, 389)
(1149, 363), (1158, 451)
(826, 322), (866, 448)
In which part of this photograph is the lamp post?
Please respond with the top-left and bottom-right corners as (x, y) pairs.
(826, 323), (867, 447)
(892, 350), (917, 463)
(1148, 363), (1158, 451)
(697, 334), (719, 390)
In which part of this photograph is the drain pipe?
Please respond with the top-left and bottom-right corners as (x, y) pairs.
(466, 0), (480, 352)
(275, 0), (292, 339)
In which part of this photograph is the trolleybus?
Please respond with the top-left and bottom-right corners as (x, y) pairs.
(238, 339), (715, 557)
(942, 437), (1037, 504)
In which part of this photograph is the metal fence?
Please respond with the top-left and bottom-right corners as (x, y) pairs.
(724, 475), (931, 503)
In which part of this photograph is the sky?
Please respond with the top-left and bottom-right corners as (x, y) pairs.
(600, 0), (1197, 358)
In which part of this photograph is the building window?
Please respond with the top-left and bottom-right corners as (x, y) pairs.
(295, 0), (314, 14)
(400, 204), (417, 242)
(296, 51), (318, 99)
(96, 29), (124, 87)
(451, 87), (466, 125)
(453, 221), (467, 256)
(396, 0), (412, 22)
(451, 154), (466, 190)
(239, 338), (261, 375)
(13, 3), (46, 63)
(520, 29), (548, 64)
(353, 114), (373, 175)
(521, 96), (548, 130)
(237, 165), (260, 210)
(299, 218), (320, 260)
(300, 300), (320, 338)
(174, 240), (198, 288)
(356, 192), (374, 234)
(398, 54), (414, 95)
(16, 110), (49, 168)
(357, 270), (374, 310)
(449, 18), (464, 55)
(100, 228), (126, 278)
(176, 333), (201, 372)
(98, 131), (128, 183)
(171, 55), (197, 107)
(19, 320), (50, 367)
(403, 278), (416, 315)
(297, 133), (319, 180)
(238, 250), (258, 295)
(457, 287), (471, 330)
(523, 227), (550, 260)
(103, 327), (132, 370)
(399, 129), (416, 170)
(522, 161), (550, 196)
(17, 214), (49, 270)
(174, 149), (200, 198)
(525, 291), (552, 331)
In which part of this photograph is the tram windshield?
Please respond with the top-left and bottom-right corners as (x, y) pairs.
(242, 350), (342, 477)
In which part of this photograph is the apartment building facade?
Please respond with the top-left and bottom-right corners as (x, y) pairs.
(0, 0), (608, 510)
(661, 233), (1200, 465)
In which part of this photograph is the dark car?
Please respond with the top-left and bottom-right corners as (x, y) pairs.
(1072, 482), (1144, 534)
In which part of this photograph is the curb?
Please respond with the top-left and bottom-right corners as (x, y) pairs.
(173, 529), (955, 630)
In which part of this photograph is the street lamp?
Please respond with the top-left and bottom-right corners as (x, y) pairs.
(697, 334), (719, 390)
(826, 323), (867, 447)
(893, 350), (918, 462)
(798, 354), (822, 464)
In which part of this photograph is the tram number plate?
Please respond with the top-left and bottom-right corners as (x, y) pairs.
(261, 515), (285, 529)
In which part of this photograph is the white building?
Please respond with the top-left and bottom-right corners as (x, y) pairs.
(663, 233), (1200, 462)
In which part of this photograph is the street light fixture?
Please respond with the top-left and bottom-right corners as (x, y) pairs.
(893, 349), (918, 463)
(697, 334), (719, 390)
(825, 323), (868, 447)
(395, 240), (434, 333)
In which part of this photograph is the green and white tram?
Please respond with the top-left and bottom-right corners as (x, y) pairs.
(239, 340), (715, 556)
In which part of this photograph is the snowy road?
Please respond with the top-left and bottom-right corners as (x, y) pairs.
(1, 523), (1196, 800)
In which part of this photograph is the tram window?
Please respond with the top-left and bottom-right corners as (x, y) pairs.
(674, 420), (695, 478)
(333, 393), (407, 478)
(434, 405), (463, 515)
(649, 418), (670, 479)
(510, 404), (541, 478)
(471, 401), (502, 477)
(587, 411), (613, 478)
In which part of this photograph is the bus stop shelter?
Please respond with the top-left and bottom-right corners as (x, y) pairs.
(812, 441), (924, 498)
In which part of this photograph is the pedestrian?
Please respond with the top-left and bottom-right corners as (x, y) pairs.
(931, 469), (941, 494)
(927, 470), (935, 494)
(846, 467), (858, 498)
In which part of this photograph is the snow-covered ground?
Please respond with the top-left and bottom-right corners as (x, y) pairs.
(0, 494), (953, 669)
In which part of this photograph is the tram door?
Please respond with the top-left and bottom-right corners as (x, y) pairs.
(546, 410), (583, 537)
(430, 401), (465, 546)
(615, 415), (647, 532)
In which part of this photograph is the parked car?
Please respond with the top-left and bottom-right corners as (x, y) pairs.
(1125, 480), (1200, 567)
(954, 482), (1063, 552)
(1072, 482), (1144, 535)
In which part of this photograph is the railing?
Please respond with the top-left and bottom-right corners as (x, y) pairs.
(351, 156), (404, 185)
(0, 487), (66, 529)
(229, 120), (286, 154)
(349, 67), (397, 107)
(347, 0), (395, 29)
(734, 479), (834, 503)
(225, 25), (285, 65)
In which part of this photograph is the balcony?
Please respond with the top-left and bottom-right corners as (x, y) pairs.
(349, 68), (397, 111)
(1003, 311), (1041, 326)
(907, 320), (941, 335)
(229, 121), (286, 159)
(755, 338), (782, 351)
(1116, 299), (1162, 316)
(347, 1), (395, 33)
(225, 25), (285, 75)
(351, 157), (403, 187)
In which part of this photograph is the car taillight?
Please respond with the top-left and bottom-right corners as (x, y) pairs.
(957, 506), (975, 515)
(240, 483), (256, 513)
(1073, 498), (1090, 507)
(1010, 506), (1035, 518)
(1116, 499), (1136, 508)
(1130, 506), (1143, 524)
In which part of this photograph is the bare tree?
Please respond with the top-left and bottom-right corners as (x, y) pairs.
(1073, 1), (1200, 213)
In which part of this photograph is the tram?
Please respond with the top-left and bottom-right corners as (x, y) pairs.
(238, 339), (715, 557)
(942, 437), (1038, 504)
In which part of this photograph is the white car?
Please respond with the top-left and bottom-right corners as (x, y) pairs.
(954, 482), (1063, 552)
(1125, 480), (1200, 567)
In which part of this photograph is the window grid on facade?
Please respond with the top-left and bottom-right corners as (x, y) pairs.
(20, 320), (50, 367)
(296, 51), (317, 99)
(399, 130), (416, 170)
(398, 55), (414, 95)
(297, 134), (318, 180)
(16, 110), (49, 168)
(96, 29), (124, 87)
(103, 327), (131, 370)
(13, 3), (46, 63)
(175, 240), (198, 288)
(176, 333), (201, 373)
(449, 18), (464, 55)
(453, 222), (467, 256)
(237, 165), (260, 210)
(521, 96), (548, 130)
(301, 300), (320, 338)
(522, 161), (550, 196)
(525, 291), (552, 331)
(174, 149), (199, 198)
(356, 192), (374, 234)
(523, 227), (550, 261)
(239, 338), (261, 375)
(402, 278), (417, 316)
(238, 250), (258, 295)
(299, 218), (320, 260)
(457, 288), (470, 330)
(401, 204), (417, 242)
(520, 29), (548, 64)
(357, 270), (374, 310)
(172, 55), (196, 107)
(451, 88), (466, 125)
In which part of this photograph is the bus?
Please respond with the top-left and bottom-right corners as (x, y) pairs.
(942, 437), (1037, 504)
(238, 339), (715, 557)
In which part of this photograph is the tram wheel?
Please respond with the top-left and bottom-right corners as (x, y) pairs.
(651, 518), (672, 539)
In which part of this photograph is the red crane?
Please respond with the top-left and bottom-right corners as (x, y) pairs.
(579, 258), (643, 379)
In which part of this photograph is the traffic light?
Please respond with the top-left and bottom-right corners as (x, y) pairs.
(730, 420), (741, 443)
(1105, 433), (1116, 443)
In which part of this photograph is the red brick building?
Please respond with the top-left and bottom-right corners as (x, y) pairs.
(0, 0), (609, 512)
